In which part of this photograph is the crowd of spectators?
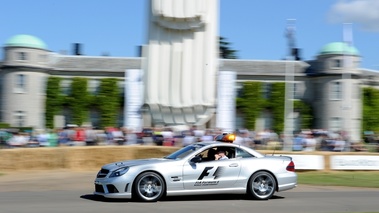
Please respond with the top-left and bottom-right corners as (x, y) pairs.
(0, 126), (378, 152)
(291, 129), (368, 152)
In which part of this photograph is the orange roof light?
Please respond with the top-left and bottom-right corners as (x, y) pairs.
(215, 133), (236, 143)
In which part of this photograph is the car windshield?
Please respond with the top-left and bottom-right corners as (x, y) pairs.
(165, 144), (206, 160)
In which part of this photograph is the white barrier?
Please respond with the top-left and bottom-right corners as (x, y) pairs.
(330, 155), (379, 170)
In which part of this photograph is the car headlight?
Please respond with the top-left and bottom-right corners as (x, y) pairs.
(109, 167), (129, 178)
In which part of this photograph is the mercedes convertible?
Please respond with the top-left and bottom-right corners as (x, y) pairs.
(93, 134), (297, 202)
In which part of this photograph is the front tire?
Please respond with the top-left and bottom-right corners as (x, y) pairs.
(248, 171), (276, 200)
(133, 172), (165, 202)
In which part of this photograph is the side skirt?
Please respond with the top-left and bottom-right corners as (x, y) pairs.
(166, 187), (246, 196)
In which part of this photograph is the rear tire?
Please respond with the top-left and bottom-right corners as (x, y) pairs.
(247, 171), (276, 200)
(133, 172), (165, 202)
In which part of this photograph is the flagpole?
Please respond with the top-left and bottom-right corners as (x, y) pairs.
(283, 19), (296, 151)
(342, 22), (353, 108)
(342, 22), (353, 151)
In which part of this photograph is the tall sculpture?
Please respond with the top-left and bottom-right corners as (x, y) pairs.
(143, 0), (219, 127)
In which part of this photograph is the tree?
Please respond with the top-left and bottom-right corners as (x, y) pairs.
(96, 78), (120, 128)
(66, 78), (89, 126)
(45, 77), (63, 129)
(237, 82), (313, 133)
(268, 83), (286, 133)
(363, 87), (379, 132)
(236, 82), (264, 130)
(219, 36), (238, 59)
(294, 100), (313, 130)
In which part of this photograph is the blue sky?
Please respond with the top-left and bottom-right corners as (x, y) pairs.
(1, 0), (379, 69)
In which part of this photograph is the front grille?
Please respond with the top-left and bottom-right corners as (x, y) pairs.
(95, 184), (105, 193)
(97, 169), (109, 178)
(106, 184), (119, 193)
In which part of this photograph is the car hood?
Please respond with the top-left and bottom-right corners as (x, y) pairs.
(102, 158), (171, 171)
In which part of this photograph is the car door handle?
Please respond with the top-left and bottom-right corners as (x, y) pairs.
(229, 163), (238, 167)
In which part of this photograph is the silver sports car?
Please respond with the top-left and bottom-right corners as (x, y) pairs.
(93, 134), (297, 202)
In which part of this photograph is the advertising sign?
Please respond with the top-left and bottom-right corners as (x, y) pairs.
(330, 155), (379, 170)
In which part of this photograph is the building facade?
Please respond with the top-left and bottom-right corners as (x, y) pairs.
(1, 34), (379, 142)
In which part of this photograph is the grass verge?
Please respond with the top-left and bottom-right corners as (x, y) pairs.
(297, 171), (379, 188)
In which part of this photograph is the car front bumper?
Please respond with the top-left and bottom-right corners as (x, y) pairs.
(93, 175), (134, 199)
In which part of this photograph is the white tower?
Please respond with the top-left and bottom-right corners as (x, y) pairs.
(143, 0), (219, 127)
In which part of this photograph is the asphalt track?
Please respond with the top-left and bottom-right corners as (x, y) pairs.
(0, 170), (378, 213)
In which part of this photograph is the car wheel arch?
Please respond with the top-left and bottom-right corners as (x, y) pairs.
(246, 170), (278, 200)
(131, 170), (167, 201)
(250, 170), (278, 191)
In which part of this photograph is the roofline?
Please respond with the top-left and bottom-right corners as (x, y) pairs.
(54, 55), (141, 60)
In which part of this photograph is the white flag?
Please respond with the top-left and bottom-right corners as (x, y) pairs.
(343, 23), (353, 47)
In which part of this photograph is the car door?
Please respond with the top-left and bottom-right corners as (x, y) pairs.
(182, 149), (241, 190)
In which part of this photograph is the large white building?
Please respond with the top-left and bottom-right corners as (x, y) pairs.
(3, 0), (379, 144)
(1, 33), (379, 142)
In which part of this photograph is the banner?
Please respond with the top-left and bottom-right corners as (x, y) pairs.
(216, 71), (236, 132)
(124, 69), (144, 131)
(331, 155), (379, 170)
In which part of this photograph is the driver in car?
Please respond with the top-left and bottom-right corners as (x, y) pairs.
(215, 150), (229, 160)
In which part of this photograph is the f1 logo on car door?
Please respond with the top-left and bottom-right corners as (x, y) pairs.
(183, 160), (241, 190)
(193, 166), (226, 186)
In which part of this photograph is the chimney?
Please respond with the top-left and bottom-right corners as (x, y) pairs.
(73, 43), (82, 55)
(137, 45), (143, 57)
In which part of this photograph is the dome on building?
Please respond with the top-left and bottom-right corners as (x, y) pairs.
(5, 34), (47, 50)
(319, 42), (359, 56)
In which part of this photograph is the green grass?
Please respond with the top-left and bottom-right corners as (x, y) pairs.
(297, 171), (379, 188)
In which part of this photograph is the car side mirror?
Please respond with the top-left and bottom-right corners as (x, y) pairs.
(190, 156), (202, 163)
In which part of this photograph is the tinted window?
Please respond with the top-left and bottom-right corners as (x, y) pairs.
(165, 144), (205, 160)
(236, 148), (254, 158)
